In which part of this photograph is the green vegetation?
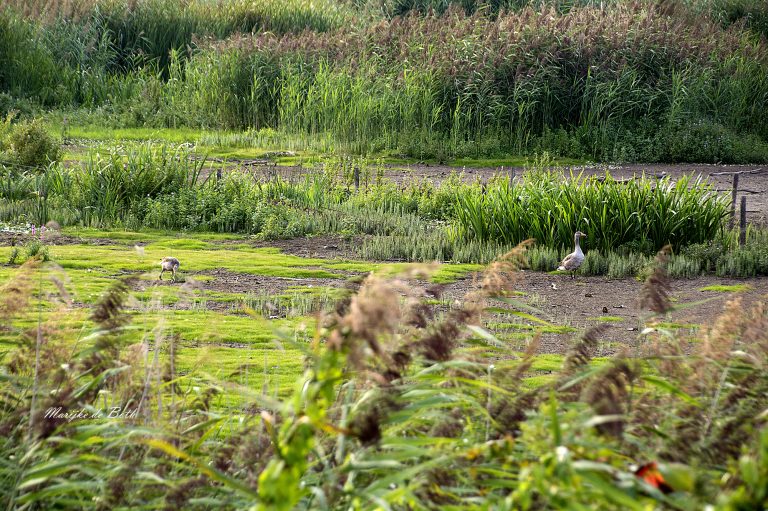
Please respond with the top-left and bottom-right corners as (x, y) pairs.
(453, 166), (729, 253)
(0, 144), (742, 273)
(3, 0), (768, 161)
(698, 284), (753, 292)
(1, 247), (766, 509)
(1, 1), (768, 508)
(0, 115), (61, 168)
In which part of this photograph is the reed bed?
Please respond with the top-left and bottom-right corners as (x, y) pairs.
(2, 1), (768, 161)
(5, 144), (766, 276)
(1, 245), (766, 509)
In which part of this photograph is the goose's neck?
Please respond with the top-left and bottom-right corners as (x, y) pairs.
(574, 235), (583, 253)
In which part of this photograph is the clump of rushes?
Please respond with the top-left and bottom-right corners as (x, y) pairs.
(454, 171), (729, 252)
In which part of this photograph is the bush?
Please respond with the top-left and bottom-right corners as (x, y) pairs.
(660, 120), (768, 163)
(3, 119), (61, 168)
(0, 93), (33, 118)
(24, 239), (50, 261)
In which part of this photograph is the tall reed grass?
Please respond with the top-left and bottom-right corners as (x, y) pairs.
(453, 170), (730, 252)
(1, 246), (766, 508)
(3, 1), (768, 161)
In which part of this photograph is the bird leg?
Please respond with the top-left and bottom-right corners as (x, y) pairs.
(159, 269), (164, 280)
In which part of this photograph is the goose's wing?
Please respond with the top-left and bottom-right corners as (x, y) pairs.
(558, 252), (581, 270)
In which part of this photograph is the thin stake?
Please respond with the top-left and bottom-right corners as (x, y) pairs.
(29, 266), (43, 439)
(729, 173), (739, 228)
(155, 331), (163, 420)
(739, 195), (747, 246)
(170, 335), (175, 411)
(354, 166), (360, 191)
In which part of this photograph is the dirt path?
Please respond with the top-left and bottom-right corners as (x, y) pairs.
(133, 263), (768, 356)
(442, 271), (768, 355)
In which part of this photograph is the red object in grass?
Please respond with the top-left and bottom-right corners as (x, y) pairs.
(635, 462), (674, 494)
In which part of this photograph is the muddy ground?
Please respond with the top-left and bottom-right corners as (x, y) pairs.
(441, 270), (768, 354)
(3, 161), (767, 354)
(134, 261), (768, 355)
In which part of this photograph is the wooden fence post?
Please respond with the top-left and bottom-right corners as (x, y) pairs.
(740, 195), (747, 246)
(729, 172), (739, 228)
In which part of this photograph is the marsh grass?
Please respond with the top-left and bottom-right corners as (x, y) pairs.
(0, 241), (766, 509)
(453, 168), (729, 253)
(4, 2), (768, 161)
(241, 288), (341, 318)
(4, 143), (767, 277)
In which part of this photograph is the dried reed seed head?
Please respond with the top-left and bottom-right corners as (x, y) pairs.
(90, 279), (131, 329)
(564, 324), (609, 374)
(701, 297), (744, 361)
(583, 359), (639, 438)
(640, 244), (673, 314)
(510, 333), (541, 381)
(480, 240), (533, 297)
(740, 301), (768, 364)
(350, 392), (400, 446)
(416, 306), (476, 362)
(346, 275), (401, 338)
(0, 259), (39, 319)
(424, 283), (446, 299)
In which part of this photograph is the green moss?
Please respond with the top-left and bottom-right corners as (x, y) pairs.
(587, 316), (624, 322)
(487, 322), (576, 335)
(174, 345), (304, 396)
(56, 124), (210, 143)
(654, 322), (700, 330)
(698, 284), (753, 292)
(529, 354), (565, 372)
(146, 239), (214, 250)
(522, 374), (557, 389)
(62, 228), (243, 243)
(448, 156), (584, 168)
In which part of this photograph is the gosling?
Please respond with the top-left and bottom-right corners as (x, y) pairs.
(159, 257), (180, 281)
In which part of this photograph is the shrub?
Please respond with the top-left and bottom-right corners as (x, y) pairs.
(4, 119), (61, 168)
(24, 239), (49, 261)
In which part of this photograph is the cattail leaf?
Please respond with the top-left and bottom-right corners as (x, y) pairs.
(466, 325), (506, 348)
(641, 375), (701, 407)
(143, 438), (259, 498)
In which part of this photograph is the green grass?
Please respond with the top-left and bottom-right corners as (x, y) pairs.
(59, 124), (214, 144)
(654, 322), (701, 330)
(448, 156), (585, 168)
(698, 284), (754, 292)
(587, 316), (624, 322)
(488, 322), (577, 335)
(58, 122), (585, 168)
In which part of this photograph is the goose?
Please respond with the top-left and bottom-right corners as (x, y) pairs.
(558, 231), (586, 279)
(159, 257), (180, 281)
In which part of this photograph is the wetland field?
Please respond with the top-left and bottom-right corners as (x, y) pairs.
(1, 0), (768, 509)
